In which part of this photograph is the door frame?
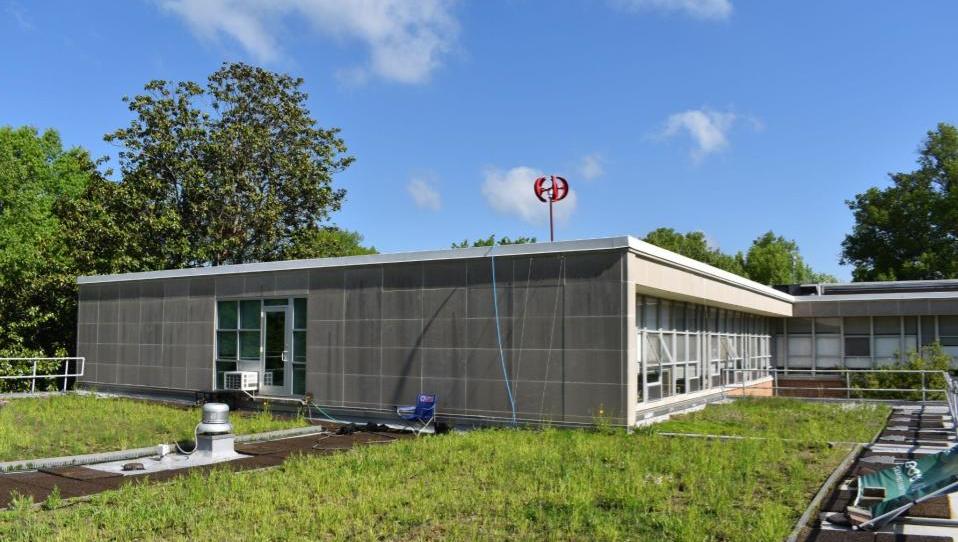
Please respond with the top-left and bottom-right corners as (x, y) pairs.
(260, 304), (292, 396)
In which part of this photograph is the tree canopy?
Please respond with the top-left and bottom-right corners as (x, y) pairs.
(452, 235), (537, 248)
(642, 228), (835, 285)
(103, 61), (354, 268)
(842, 123), (958, 281)
(0, 127), (98, 355)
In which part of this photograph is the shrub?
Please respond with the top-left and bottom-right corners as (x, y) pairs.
(850, 342), (951, 400)
(0, 345), (65, 393)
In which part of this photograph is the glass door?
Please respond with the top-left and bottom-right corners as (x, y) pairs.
(261, 306), (290, 395)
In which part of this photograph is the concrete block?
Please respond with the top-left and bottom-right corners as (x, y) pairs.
(307, 321), (343, 349)
(561, 383), (624, 422)
(383, 263), (422, 290)
(162, 297), (188, 323)
(343, 320), (381, 347)
(140, 322), (162, 345)
(342, 374), (381, 407)
(344, 288), (381, 320)
(308, 290), (344, 321)
(186, 368), (213, 390)
(467, 286), (512, 319)
(97, 363), (117, 384)
(215, 275), (245, 297)
(563, 251), (623, 283)
(306, 371), (343, 405)
(244, 273), (275, 295)
(309, 268), (344, 290)
(381, 346), (421, 377)
(423, 288), (466, 320)
(78, 302), (98, 325)
(381, 375), (422, 408)
(274, 271), (308, 294)
(345, 266), (382, 289)
(421, 317), (466, 348)
(421, 348), (467, 380)
(382, 290), (422, 319)
(189, 277), (214, 297)
(466, 257), (514, 286)
(306, 345), (342, 374)
(342, 347), (380, 375)
(78, 284), (99, 302)
(563, 349), (622, 384)
(423, 261), (467, 288)
(468, 317), (516, 350)
(421, 377), (466, 412)
(382, 319), (423, 348)
(562, 282), (623, 317)
(563, 316), (622, 349)
(163, 278), (190, 298)
(118, 323), (140, 345)
(118, 299), (140, 323)
(98, 323), (118, 345)
(187, 298), (213, 323)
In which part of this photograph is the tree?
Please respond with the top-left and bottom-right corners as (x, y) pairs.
(642, 228), (746, 276)
(281, 227), (377, 259)
(742, 231), (837, 285)
(0, 126), (97, 357)
(451, 235), (537, 248)
(842, 123), (958, 281)
(104, 62), (353, 268)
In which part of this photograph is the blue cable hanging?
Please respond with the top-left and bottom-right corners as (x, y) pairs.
(490, 253), (517, 425)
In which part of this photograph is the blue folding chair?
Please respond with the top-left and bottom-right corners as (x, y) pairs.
(396, 393), (437, 436)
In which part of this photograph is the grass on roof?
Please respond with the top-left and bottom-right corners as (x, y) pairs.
(0, 397), (890, 541)
(652, 397), (890, 443)
(0, 393), (306, 462)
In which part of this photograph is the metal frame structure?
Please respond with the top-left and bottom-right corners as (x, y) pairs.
(0, 357), (85, 393)
(637, 295), (773, 404)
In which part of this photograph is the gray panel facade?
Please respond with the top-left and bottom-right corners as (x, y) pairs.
(78, 248), (629, 426)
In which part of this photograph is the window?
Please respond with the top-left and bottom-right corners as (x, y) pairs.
(216, 299), (262, 389)
(292, 297), (307, 395)
(844, 337), (870, 357)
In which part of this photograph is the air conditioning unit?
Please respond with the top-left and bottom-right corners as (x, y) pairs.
(223, 371), (259, 392)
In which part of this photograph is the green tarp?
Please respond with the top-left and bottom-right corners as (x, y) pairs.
(857, 445), (958, 520)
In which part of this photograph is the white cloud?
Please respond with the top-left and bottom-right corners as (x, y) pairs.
(578, 153), (604, 181)
(660, 108), (738, 160)
(481, 166), (577, 225)
(613, 0), (732, 20)
(406, 177), (441, 211)
(159, 0), (459, 84)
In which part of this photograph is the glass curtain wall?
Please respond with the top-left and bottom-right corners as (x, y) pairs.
(774, 316), (947, 371)
(637, 295), (772, 403)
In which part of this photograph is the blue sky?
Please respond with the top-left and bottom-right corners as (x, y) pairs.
(3, 1), (958, 280)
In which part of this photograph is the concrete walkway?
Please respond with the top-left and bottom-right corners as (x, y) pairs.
(800, 404), (958, 541)
(0, 429), (407, 508)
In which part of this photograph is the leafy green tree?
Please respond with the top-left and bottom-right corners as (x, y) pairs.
(642, 228), (746, 276)
(281, 227), (377, 259)
(851, 343), (951, 401)
(742, 231), (837, 285)
(842, 123), (958, 281)
(104, 61), (353, 268)
(0, 126), (97, 357)
(451, 234), (537, 248)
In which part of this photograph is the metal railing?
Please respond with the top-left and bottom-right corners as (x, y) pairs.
(0, 357), (85, 393)
(722, 367), (958, 437)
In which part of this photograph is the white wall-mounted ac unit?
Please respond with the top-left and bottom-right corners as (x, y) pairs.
(223, 371), (259, 392)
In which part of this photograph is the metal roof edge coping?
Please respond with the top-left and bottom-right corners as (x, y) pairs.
(77, 236), (634, 285)
(626, 236), (796, 303)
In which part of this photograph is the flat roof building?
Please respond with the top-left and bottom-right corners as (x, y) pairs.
(75, 236), (958, 426)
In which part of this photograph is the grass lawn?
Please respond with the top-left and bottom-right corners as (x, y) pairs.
(652, 397), (890, 442)
(0, 394), (307, 461)
(0, 398), (889, 541)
